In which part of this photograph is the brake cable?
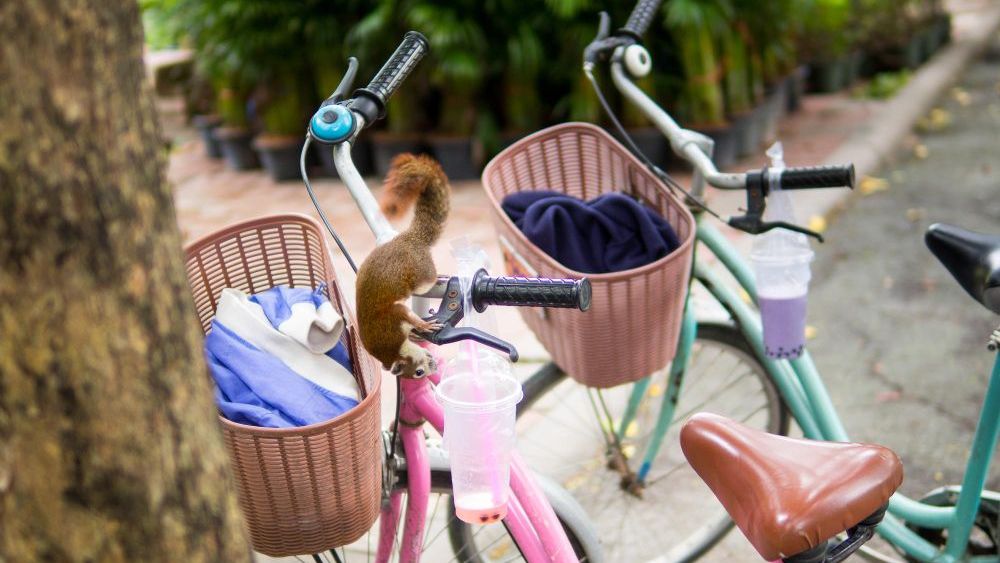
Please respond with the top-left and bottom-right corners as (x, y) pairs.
(583, 66), (725, 223)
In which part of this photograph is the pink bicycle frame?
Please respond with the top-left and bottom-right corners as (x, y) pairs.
(374, 353), (578, 563)
(324, 135), (578, 561)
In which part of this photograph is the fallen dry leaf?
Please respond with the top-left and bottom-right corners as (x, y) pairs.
(805, 325), (818, 340)
(914, 144), (929, 159)
(876, 390), (902, 403)
(906, 208), (927, 222)
(952, 87), (971, 106)
(859, 176), (890, 195)
(934, 471), (944, 482)
(917, 107), (953, 131)
(807, 215), (827, 234)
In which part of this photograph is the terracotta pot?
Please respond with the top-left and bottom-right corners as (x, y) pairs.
(215, 126), (260, 170)
(785, 66), (809, 113)
(616, 126), (672, 169)
(809, 56), (848, 93)
(254, 134), (304, 182)
(314, 138), (374, 178)
(369, 133), (427, 177)
(694, 123), (738, 170)
(760, 85), (787, 146)
(729, 111), (756, 157)
(192, 114), (223, 159)
(845, 51), (866, 85)
(426, 135), (479, 180)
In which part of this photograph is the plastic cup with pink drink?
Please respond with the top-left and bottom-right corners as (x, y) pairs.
(751, 241), (814, 360)
(436, 370), (522, 524)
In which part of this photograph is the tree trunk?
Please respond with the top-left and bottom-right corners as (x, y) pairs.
(0, 2), (250, 561)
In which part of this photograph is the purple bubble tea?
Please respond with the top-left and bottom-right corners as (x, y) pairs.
(759, 294), (808, 359)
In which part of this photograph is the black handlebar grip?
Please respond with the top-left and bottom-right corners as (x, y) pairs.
(351, 31), (429, 123)
(778, 164), (856, 190)
(622, 0), (663, 38)
(471, 275), (592, 313)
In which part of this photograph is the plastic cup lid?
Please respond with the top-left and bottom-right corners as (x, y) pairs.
(436, 373), (523, 412)
(750, 246), (814, 265)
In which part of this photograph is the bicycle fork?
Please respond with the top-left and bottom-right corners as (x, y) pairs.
(611, 302), (697, 492)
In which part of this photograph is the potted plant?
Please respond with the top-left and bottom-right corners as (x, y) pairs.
(305, 7), (375, 178)
(493, 3), (548, 157)
(719, 21), (760, 157)
(186, 75), (223, 159)
(253, 75), (309, 182)
(346, 0), (431, 177)
(163, 0), (263, 169)
(417, 2), (489, 180)
(798, 0), (853, 92)
(860, 0), (924, 72)
(213, 83), (259, 170)
(667, 0), (737, 169)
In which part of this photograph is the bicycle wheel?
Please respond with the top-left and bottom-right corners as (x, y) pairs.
(256, 452), (601, 562)
(515, 322), (788, 562)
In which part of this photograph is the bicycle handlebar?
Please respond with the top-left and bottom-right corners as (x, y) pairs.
(350, 31), (429, 124)
(774, 164), (856, 190)
(621, 0), (662, 38)
(471, 271), (592, 313)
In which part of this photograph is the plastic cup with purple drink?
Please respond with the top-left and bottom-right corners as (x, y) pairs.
(751, 243), (814, 360)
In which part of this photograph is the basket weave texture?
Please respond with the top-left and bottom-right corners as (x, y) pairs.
(482, 123), (695, 388)
(185, 214), (382, 556)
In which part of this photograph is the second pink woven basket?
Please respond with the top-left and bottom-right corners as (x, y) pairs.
(482, 123), (695, 388)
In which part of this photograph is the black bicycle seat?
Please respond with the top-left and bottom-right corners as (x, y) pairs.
(925, 223), (1000, 314)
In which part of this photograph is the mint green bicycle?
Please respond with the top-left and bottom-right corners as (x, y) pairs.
(506, 1), (999, 562)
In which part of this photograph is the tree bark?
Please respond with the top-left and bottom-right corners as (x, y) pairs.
(0, 1), (249, 561)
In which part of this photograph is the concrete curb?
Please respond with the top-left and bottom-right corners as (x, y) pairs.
(792, 4), (1000, 223)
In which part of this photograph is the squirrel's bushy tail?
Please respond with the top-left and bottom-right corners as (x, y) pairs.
(380, 153), (451, 245)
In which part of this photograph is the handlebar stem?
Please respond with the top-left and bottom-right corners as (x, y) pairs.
(332, 132), (397, 245)
(609, 52), (745, 192)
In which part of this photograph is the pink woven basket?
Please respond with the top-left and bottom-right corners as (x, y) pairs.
(184, 214), (382, 556)
(482, 123), (695, 388)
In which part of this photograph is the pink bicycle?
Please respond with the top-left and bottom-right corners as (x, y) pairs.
(296, 33), (603, 563)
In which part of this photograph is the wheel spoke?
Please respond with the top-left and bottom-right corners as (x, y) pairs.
(510, 326), (787, 562)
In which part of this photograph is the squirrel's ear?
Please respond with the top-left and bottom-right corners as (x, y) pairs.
(390, 361), (404, 375)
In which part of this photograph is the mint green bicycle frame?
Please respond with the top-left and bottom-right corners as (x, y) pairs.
(615, 217), (1000, 562)
(601, 38), (1000, 561)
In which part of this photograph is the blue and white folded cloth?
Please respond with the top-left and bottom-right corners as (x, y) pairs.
(205, 284), (360, 428)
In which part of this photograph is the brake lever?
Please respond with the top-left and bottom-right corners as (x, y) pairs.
(729, 164), (824, 241)
(321, 57), (359, 106)
(762, 220), (824, 242)
(427, 326), (520, 362)
(418, 276), (520, 362)
(583, 11), (632, 68)
(727, 214), (825, 242)
(596, 10), (611, 40)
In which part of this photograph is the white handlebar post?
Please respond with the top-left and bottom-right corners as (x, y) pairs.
(608, 53), (745, 193)
(331, 117), (398, 245)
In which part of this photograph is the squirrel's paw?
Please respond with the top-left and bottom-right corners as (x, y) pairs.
(412, 319), (443, 333)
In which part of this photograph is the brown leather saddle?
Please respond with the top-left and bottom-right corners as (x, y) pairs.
(681, 413), (903, 561)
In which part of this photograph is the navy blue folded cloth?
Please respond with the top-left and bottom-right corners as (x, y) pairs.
(502, 190), (681, 274)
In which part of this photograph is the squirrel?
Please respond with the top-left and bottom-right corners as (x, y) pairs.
(356, 153), (450, 378)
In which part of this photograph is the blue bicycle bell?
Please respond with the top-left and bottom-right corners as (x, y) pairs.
(309, 104), (355, 144)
